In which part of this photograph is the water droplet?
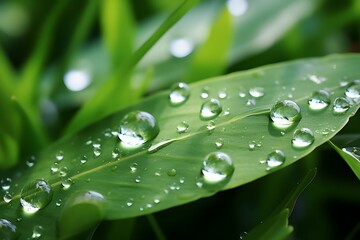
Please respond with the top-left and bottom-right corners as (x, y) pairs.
(135, 176), (141, 183)
(292, 128), (314, 148)
(148, 139), (175, 153)
(249, 87), (265, 98)
(55, 150), (64, 161)
(154, 198), (160, 204)
(200, 152), (234, 190)
(246, 98), (256, 106)
(50, 162), (59, 174)
(61, 178), (73, 190)
(215, 138), (224, 149)
(167, 169), (177, 177)
(345, 80), (360, 99)
(169, 82), (190, 106)
(207, 120), (216, 132)
(226, 0), (248, 16)
(1, 178), (12, 191)
(270, 100), (302, 128)
(0, 218), (17, 240)
(342, 147), (360, 162)
(308, 74), (326, 84)
(200, 86), (209, 99)
(179, 177), (185, 184)
(80, 155), (88, 164)
(169, 38), (194, 58)
(130, 163), (138, 173)
(248, 140), (256, 150)
(112, 148), (121, 159)
(31, 225), (43, 239)
(26, 156), (36, 168)
(3, 192), (12, 203)
(239, 87), (247, 98)
(308, 90), (330, 110)
(266, 150), (285, 169)
(200, 99), (222, 121)
(333, 97), (350, 114)
(20, 179), (53, 214)
(64, 69), (91, 92)
(56, 199), (62, 207)
(93, 147), (102, 157)
(59, 167), (68, 177)
(177, 121), (189, 133)
(218, 88), (227, 99)
(118, 111), (159, 147)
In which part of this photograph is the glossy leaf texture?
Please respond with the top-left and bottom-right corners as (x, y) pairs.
(1, 54), (360, 239)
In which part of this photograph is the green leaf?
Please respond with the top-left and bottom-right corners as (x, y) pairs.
(328, 141), (360, 180)
(1, 54), (359, 239)
(245, 209), (293, 240)
(100, 0), (135, 67)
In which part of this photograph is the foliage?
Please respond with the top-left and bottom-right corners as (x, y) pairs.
(0, 0), (359, 239)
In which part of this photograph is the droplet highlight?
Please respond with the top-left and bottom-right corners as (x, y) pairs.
(266, 150), (285, 169)
(200, 98), (222, 121)
(177, 121), (189, 133)
(270, 100), (302, 128)
(249, 87), (265, 98)
(345, 80), (360, 100)
(333, 97), (350, 114)
(308, 90), (330, 110)
(169, 82), (190, 106)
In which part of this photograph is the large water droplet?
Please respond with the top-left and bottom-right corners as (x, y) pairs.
(177, 121), (189, 133)
(0, 219), (17, 240)
(292, 128), (314, 148)
(333, 97), (350, 114)
(20, 179), (53, 214)
(308, 90), (330, 110)
(270, 100), (302, 128)
(266, 150), (285, 169)
(169, 82), (190, 106)
(345, 80), (360, 100)
(200, 152), (234, 190)
(31, 225), (43, 239)
(118, 111), (159, 147)
(200, 99), (222, 121)
(249, 87), (265, 98)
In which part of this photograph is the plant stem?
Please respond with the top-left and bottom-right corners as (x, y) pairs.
(146, 214), (167, 240)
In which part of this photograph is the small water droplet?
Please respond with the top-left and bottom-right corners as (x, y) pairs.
(130, 163), (138, 173)
(55, 150), (64, 161)
(135, 176), (141, 183)
(154, 198), (160, 204)
(308, 74), (326, 84)
(246, 98), (256, 106)
(249, 87), (265, 98)
(342, 147), (360, 162)
(215, 138), (224, 149)
(1, 178), (12, 191)
(80, 155), (88, 164)
(93, 147), (102, 157)
(308, 90), (330, 110)
(270, 100), (302, 128)
(177, 121), (189, 133)
(248, 140), (256, 150)
(3, 192), (12, 203)
(200, 99), (222, 121)
(333, 97), (350, 114)
(118, 111), (159, 147)
(169, 38), (194, 58)
(59, 167), (68, 177)
(292, 128), (314, 148)
(266, 150), (285, 170)
(167, 169), (177, 177)
(56, 199), (62, 207)
(31, 225), (43, 239)
(207, 120), (216, 132)
(26, 156), (36, 168)
(126, 199), (134, 207)
(111, 148), (121, 159)
(200, 152), (234, 190)
(179, 177), (185, 184)
(61, 178), (74, 190)
(50, 162), (59, 174)
(239, 87), (247, 98)
(218, 88), (227, 99)
(345, 80), (360, 100)
(20, 179), (53, 214)
(92, 138), (101, 148)
(200, 86), (209, 99)
(0, 219), (17, 240)
(169, 82), (190, 106)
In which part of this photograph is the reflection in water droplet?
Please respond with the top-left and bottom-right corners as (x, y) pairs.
(118, 111), (159, 147)
(20, 179), (53, 214)
(169, 82), (190, 106)
(292, 128), (314, 148)
(345, 80), (360, 99)
(177, 121), (189, 133)
(200, 99), (222, 121)
(249, 87), (265, 98)
(333, 97), (350, 114)
(1, 178), (12, 191)
(270, 100), (302, 128)
(167, 169), (177, 177)
(248, 140), (256, 150)
(226, 0), (248, 16)
(200, 152), (234, 190)
(200, 86), (209, 99)
(169, 38), (194, 58)
(308, 90), (330, 110)
(31, 225), (43, 239)
(0, 218), (17, 240)
(342, 147), (360, 162)
(266, 150), (285, 170)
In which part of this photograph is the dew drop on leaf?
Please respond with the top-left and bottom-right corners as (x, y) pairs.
(249, 87), (265, 98)
(342, 147), (360, 162)
(169, 82), (190, 106)
(93, 147), (102, 157)
(55, 150), (64, 161)
(0, 218), (17, 240)
(130, 163), (138, 173)
(135, 176), (141, 183)
(56, 199), (63, 207)
(59, 167), (68, 177)
(218, 88), (227, 99)
(61, 177), (74, 190)
(246, 98), (256, 106)
(3, 192), (12, 203)
(200, 98), (222, 121)
(291, 128), (315, 148)
(308, 90), (330, 110)
(345, 80), (360, 100)
(1, 178), (12, 191)
(20, 179), (53, 214)
(266, 150), (285, 170)
(167, 169), (177, 177)
(177, 121), (189, 133)
(200, 152), (234, 190)
(200, 86), (209, 99)
(332, 97), (350, 114)
(207, 120), (216, 132)
(270, 100), (302, 128)
(31, 225), (43, 239)
(50, 162), (59, 174)
(118, 111), (159, 147)
(215, 138), (224, 149)
(111, 148), (121, 159)
(80, 155), (88, 164)
(26, 156), (36, 168)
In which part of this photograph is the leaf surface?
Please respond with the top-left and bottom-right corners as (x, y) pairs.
(1, 54), (359, 239)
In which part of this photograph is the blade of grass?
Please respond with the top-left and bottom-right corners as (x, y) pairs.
(64, 0), (200, 136)
(146, 214), (167, 240)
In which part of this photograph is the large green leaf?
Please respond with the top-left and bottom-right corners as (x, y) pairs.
(1, 54), (359, 239)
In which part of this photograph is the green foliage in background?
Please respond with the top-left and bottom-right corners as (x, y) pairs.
(0, 0), (359, 239)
